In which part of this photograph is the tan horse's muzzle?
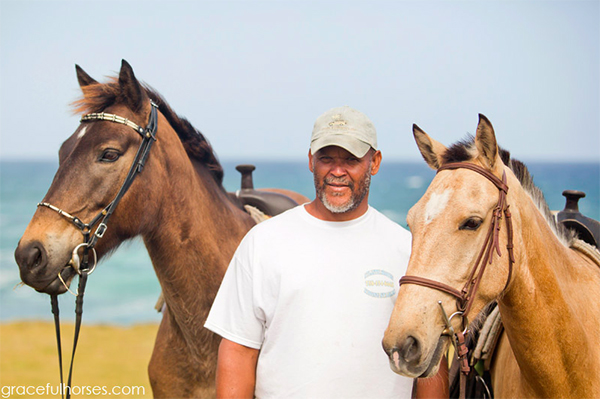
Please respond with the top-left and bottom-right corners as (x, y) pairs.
(382, 329), (448, 378)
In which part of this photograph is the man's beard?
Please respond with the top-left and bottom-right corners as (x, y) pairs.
(314, 170), (371, 214)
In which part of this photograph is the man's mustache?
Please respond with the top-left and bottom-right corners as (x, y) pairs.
(324, 177), (353, 188)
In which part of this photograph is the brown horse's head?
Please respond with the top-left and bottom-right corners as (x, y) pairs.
(14, 60), (225, 295)
(382, 114), (519, 378)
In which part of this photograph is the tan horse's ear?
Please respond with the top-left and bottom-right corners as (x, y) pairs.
(413, 124), (447, 170)
(75, 65), (97, 88)
(118, 59), (148, 112)
(475, 114), (498, 169)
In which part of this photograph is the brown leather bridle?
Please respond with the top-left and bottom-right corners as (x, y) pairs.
(399, 162), (515, 393)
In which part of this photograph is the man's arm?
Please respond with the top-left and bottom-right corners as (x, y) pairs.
(216, 338), (260, 399)
(412, 355), (449, 399)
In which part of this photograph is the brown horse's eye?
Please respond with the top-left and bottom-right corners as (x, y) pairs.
(100, 149), (121, 162)
(460, 218), (483, 231)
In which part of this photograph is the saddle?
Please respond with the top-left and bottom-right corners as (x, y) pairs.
(229, 164), (300, 217)
(449, 190), (600, 399)
(556, 190), (600, 248)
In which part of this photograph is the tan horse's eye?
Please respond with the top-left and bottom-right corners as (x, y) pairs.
(459, 217), (483, 231)
(99, 149), (121, 163)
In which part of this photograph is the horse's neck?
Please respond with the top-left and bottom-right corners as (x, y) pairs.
(498, 188), (600, 396)
(143, 163), (253, 348)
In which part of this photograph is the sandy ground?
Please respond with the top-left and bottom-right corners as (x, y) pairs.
(0, 321), (159, 398)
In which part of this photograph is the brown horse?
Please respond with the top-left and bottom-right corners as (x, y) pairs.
(382, 114), (600, 397)
(14, 60), (307, 398)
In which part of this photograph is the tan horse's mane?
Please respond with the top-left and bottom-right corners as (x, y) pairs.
(71, 78), (225, 188)
(442, 135), (575, 247)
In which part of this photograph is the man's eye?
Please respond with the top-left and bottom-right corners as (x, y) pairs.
(100, 149), (121, 162)
(459, 218), (483, 231)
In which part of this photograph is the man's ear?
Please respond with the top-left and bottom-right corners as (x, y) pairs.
(370, 150), (382, 175)
(308, 149), (314, 173)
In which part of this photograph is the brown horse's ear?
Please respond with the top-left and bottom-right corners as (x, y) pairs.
(118, 59), (148, 112)
(75, 65), (97, 88)
(475, 114), (498, 169)
(413, 124), (447, 170)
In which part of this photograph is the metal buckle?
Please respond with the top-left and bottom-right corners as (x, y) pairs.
(94, 223), (107, 238)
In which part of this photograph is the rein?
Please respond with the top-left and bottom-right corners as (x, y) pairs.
(399, 162), (515, 398)
(40, 101), (158, 399)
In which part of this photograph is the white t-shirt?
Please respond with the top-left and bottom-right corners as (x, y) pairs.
(205, 205), (413, 399)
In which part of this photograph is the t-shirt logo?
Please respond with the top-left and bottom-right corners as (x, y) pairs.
(364, 269), (395, 298)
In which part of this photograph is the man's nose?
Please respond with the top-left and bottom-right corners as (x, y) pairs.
(329, 162), (347, 177)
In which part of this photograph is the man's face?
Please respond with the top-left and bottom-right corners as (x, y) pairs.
(310, 146), (377, 214)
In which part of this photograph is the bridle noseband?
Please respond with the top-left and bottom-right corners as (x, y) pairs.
(39, 101), (158, 399)
(399, 162), (515, 396)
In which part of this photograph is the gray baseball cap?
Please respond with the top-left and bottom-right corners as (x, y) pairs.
(310, 106), (378, 158)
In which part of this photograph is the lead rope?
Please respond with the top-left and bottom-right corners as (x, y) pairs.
(67, 271), (87, 399)
(50, 295), (64, 399)
(51, 260), (90, 399)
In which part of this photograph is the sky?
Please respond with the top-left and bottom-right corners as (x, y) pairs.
(0, 0), (598, 163)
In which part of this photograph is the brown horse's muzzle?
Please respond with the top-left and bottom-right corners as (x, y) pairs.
(15, 237), (76, 295)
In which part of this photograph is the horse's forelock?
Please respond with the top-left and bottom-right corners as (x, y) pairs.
(442, 136), (512, 167)
(441, 135), (477, 164)
(71, 78), (121, 115)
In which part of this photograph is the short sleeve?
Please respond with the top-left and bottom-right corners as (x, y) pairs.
(204, 234), (265, 349)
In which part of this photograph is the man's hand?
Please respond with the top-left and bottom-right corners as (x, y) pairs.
(412, 355), (449, 399)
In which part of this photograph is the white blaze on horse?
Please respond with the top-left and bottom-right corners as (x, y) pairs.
(382, 114), (600, 398)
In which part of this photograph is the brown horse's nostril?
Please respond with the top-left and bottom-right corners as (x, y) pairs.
(15, 241), (48, 272)
(399, 335), (421, 364)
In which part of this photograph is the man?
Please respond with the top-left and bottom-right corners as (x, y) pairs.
(205, 106), (447, 398)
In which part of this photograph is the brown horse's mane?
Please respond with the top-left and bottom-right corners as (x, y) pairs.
(442, 135), (574, 247)
(72, 78), (225, 187)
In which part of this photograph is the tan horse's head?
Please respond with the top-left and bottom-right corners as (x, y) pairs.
(382, 114), (516, 378)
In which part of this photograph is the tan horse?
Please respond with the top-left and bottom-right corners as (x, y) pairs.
(14, 60), (307, 398)
(382, 114), (600, 397)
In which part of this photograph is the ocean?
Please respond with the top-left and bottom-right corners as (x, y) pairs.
(1, 160), (598, 325)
